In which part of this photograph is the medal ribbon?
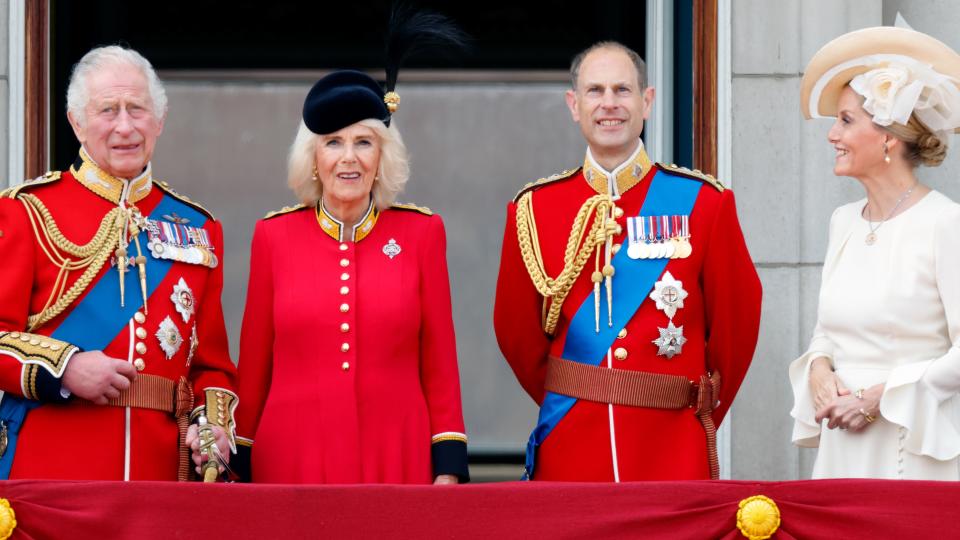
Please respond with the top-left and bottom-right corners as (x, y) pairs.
(524, 170), (703, 478)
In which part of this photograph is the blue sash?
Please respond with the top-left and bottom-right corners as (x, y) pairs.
(0, 192), (208, 479)
(524, 170), (702, 479)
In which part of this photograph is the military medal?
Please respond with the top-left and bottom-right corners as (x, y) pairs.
(652, 322), (687, 359)
(145, 218), (218, 268)
(649, 271), (688, 318)
(171, 278), (195, 323)
(156, 316), (183, 359)
(660, 216), (675, 259)
(626, 217), (644, 259)
(383, 238), (402, 259)
(675, 215), (693, 258)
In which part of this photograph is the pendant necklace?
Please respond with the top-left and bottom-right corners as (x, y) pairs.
(864, 183), (916, 245)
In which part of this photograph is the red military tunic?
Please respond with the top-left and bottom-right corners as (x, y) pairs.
(0, 150), (238, 480)
(235, 200), (468, 483)
(494, 142), (761, 481)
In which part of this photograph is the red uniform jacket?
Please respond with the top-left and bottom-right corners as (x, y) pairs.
(494, 145), (761, 481)
(234, 201), (468, 483)
(0, 151), (238, 480)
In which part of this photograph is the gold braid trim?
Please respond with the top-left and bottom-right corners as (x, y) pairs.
(17, 194), (123, 331)
(515, 191), (613, 335)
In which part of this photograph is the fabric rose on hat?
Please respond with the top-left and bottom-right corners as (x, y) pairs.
(850, 63), (923, 126)
(850, 59), (960, 138)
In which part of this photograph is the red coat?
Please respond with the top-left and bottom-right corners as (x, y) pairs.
(0, 152), (237, 480)
(494, 147), (761, 481)
(235, 201), (468, 484)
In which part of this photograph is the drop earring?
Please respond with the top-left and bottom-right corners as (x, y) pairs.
(312, 167), (319, 180)
(883, 143), (891, 164)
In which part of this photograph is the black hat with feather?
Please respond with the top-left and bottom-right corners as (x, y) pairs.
(302, 6), (468, 135)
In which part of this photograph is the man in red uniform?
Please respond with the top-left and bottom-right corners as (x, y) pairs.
(0, 45), (237, 480)
(494, 41), (762, 481)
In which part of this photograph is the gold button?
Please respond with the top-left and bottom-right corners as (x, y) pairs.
(339, 243), (348, 251)
(340, 258), (350, 267)
(614, 347), (628, 361)
(341, 361), (350, 371)
(613, 207), (625, 219)
(612, 243), (621, 255)
(40, 342), (50, 349)
(134, 312), (146, 324)
(340, 323), (350, 333)
(340, 273), (350, 281)
(134, 358), (145, 371)
(50, 344), (61, 351)
(617, 328), (628, 339)
(339, 303), (349, 313)
(135, 327), (147, 339)
(19, 335), (29, 342)
(135, 342), (147, 355)
(341, 343), (350, 352)
(9, 332), (19, 339)
(216, 391), (224, 398)
(29, 338), (39, 346)
(340, 286), (349, 295)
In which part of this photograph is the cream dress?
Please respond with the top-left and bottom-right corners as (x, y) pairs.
(790, 190), (960, 479)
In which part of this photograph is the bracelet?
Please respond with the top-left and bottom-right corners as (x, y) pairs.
(859, 407), (876, 423)
(855, 388), (865, 400)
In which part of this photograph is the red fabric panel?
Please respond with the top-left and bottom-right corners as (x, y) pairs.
(0, 479), (954, 539)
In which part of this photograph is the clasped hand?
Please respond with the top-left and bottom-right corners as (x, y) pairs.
(809, 357), (881, 432)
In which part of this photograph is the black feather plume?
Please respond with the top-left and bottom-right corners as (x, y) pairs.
(384, 4), (470, 92)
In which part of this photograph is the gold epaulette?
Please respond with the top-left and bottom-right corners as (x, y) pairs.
(154, 180), (216, 219)
(1, 171), (62, 199)
(513, 168), (581, 202)
(657, 163), (726, 192)
(263, 204), (307, 220)
(391, 202), (433, 216)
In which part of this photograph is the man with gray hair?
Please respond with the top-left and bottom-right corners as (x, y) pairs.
(494, 41), (761, 481)
(0, 45), (238, 481)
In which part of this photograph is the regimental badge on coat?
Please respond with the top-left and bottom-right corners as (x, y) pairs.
(144, 217), (219, 268)
(383, 238), (402, 259)
(156, 316), (184, 360)
(626, 214), (692, 260)
(649, 271), (689, 359)
(171, 278), (195, 323)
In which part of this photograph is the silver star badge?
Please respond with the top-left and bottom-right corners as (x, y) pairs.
(652, 322), (687, 359)
(171, 278), (195, 323)
(383, 238), (402, 259)
(156, 316), (183, 360)
(649, 271), (688, 319)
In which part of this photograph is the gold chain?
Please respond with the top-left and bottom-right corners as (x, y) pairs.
(515, 191), (613, 334)
(18, 194), (124, 330)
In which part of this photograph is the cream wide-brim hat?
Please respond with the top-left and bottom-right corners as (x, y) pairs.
(800, 26), (960, 133)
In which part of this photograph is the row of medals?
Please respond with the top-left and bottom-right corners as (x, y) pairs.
(626, 215), (693, 260)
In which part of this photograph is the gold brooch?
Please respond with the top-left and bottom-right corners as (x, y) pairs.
(384, 91), (400, 113)
(736, 495), (781, 540)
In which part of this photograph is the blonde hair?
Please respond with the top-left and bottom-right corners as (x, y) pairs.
(883, 115), (949, 168)
(287, 118), (410, 209)
(850, 86), (949, 168)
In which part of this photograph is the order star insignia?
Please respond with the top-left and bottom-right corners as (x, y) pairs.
(649, 271), (688, 319)
(652, 322), (687, 359)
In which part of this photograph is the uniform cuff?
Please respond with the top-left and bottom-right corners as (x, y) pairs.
(31, 366), (70, 403)
(431, 439), (469, 482)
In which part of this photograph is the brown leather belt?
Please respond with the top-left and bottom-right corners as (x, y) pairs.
(545, 356), (721, 479)
(101, 374), (195, 481)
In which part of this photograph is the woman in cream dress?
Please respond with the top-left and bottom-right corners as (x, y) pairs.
(791, 26), (960, 479)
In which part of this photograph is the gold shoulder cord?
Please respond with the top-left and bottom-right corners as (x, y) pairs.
(514, 191), (616, 334)
(18, 193), (123, 330)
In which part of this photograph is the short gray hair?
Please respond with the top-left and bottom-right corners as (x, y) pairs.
(66, 45), (168, 126)
(287, 118), (410, 210)
(570, 41), (647, 90)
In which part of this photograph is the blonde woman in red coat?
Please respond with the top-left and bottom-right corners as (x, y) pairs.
(233, 66), (469, 484)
